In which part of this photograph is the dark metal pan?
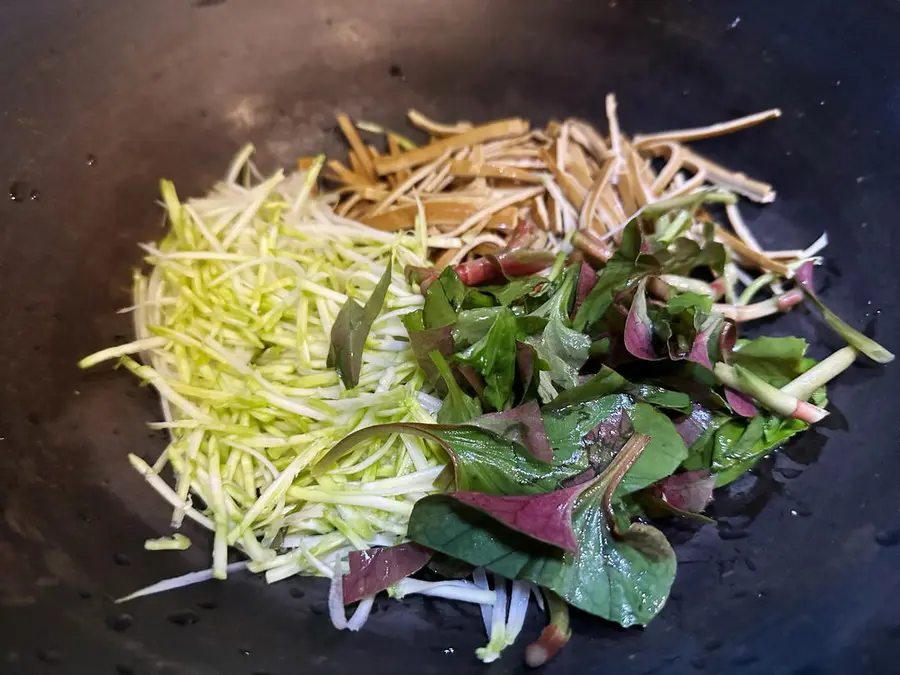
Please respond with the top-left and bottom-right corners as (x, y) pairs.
(1, 1), (898, 673)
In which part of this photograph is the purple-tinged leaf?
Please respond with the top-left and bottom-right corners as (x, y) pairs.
(328, 261), (393, 389)
(342, 543), (432, 604)
(725, 387), (758, 417)
(402, 319), (455, 393)
(471, 401), (553, 463)
(688, 314), (732, 369)
(405, 265), (439, 294)
(515, 341), (541, 404)
(625, 278), (664, 360)
(506, 218), (538, 250)
(312, 421), (568, 495)
(650, 470), (716, 513)
(794, 260), (814, 291)
(673, 403), (715, 448)
(572, 263), (598, 318)
(451, 483), (589, 553)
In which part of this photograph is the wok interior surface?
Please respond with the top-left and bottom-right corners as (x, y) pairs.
(1, 0), (899, 673)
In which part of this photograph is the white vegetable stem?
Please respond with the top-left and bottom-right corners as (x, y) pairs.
(781, 346), (857, 401)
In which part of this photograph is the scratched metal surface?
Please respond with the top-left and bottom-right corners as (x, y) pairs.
(1, 1), (899, 673)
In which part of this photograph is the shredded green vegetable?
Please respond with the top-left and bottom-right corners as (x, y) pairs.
(81, 146), (449, 582)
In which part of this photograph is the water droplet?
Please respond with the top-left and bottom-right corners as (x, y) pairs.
(727, 16), (741, 29)
(113, 552), (131, 566)
(443, 647), (455, 655)
(29, 189), (41, 201)
(106, 613), (133, 632)
(388, 64), (405, 80)
(36, 649), (61, 663)
(167, 610), (200, 626)
(9, 182), (26, 201)
(86, 154), (97, 166)
(875, 528), (900, 547)
(309, 604), (325, 617)
(239, 648), (252, 657)
(289, 587), (305, 599)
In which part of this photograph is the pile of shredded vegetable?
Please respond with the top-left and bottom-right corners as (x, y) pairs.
(80, 156), (451, 586)
(80, 96), (890, 665)
(320, 99), (826, 309)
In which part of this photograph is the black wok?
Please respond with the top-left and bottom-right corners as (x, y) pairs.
(1, 1), (899, 673)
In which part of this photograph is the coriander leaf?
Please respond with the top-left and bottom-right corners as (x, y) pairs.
(456, 307), (518, 410)
(328, 260), (393, 388)
(342, 543), (432, 604)
(430, 351), (482, 424)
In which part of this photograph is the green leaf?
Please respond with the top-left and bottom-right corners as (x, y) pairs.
(311, 421), (566, 492)
(617, 403), (688, 495)
(667, 291), (713, 314)
(436, 425), (572, 494)
(402, 311), (455, 392)
(802, 290), (894, 364)
(550, 365), (692, 413)
(658, 237), (727, 276)
(327, 260), (393, 389)
(528, 317), (591, 392)
(573, 221), (656, 332)
(530, 264), (578, 322)
(711, 414), (808, 486)
(423, 267), (465, 328)
(456, 307), (518, 410)
(542, 394), (630, 466)
(430, 351), (482, 424)
(730, 336), (809, 388)
(408, 486), (676, 626)
(452, 307), (504, 349)
(479, 276), (547, 306)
